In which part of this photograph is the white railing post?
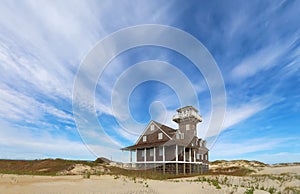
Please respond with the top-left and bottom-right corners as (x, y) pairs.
(144, 148), (147, 162)
(163, 146), (165, 162)
(175, 144), (178, 162)
(154, 147), (156, 162)
(183, 146), (186, 161)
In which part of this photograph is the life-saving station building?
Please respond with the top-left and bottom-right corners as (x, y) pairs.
(121, 106), (209, 174)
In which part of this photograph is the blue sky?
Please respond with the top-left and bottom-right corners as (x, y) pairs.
(0, 0), (299, 164)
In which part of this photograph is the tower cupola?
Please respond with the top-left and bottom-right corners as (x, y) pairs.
(172, 106), (202, 137)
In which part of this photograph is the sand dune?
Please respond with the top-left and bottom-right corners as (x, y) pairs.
(0, 160), (299, 194)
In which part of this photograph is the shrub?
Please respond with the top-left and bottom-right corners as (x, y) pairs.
(244, 187), (254, 194)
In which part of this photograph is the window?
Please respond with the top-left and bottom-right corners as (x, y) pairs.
(150, 125), (155, 131)
(150, 148), (154, 157)
(158, 132), (163, 140)
(205, 154), (207, 160)
(159, 147), (163, 156)
(141, 150), (145, 157)
(196, 154), (200, 160)
(176, 133), (180, 139)
(200, 154), (202, 160)
(186, 124), (190, 130)
(142, 136), (147, 142)
(181, 133), (184, 139)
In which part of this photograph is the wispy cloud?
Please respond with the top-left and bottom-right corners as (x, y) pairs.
(0, 1), (299, 163)
(210, 137), (292, 158)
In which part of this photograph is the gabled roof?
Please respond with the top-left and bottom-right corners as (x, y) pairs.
(121, 120), (176, 150)
(121, 120), (209, 150)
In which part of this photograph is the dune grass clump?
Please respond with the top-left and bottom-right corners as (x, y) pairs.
(244, 187), (254, 194)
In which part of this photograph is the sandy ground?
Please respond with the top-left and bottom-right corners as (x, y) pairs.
(0, 165), (299, 194)
(0, 174), (252, 194)
(257, 165), (300, 175)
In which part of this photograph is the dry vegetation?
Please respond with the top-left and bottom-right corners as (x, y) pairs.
(0, 158), (299, 194)
(0, 159), (96, 175)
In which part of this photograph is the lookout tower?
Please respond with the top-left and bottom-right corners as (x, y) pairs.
(172, 106), (202, 137)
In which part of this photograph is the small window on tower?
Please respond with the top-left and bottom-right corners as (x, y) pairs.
(158, 133), (163, 140)
(143, 136), (147, 142)
(186, 124), (190, 130)
(150, 125), (155, 131)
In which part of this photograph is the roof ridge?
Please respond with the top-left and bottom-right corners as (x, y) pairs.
(152, 120), (176, 131)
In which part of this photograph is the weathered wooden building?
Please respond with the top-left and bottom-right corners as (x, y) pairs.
(122, 106), (209, 174)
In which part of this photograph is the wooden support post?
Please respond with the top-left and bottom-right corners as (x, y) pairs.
(129, 151), (132, 168)
(183, 146), (186, 175)
(144, 148), (147, 170)
(175, 145), (178, 175)
(121, 150), (124, 168)
(135, 149), (137, 163)
(153, 147), (156, 171)
(200, 163), (203, 174)
(163, 146), (165, 174)
(175, 144), (178, 161)
(189, 148), (192, 174)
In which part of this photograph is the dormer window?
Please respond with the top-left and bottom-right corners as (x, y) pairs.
(143, 136), (147, 142)
(158, 132), (163, 140)
(181, 133), (184, 139)
(150, 125), (155, 131)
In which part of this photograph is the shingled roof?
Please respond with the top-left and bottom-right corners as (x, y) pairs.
(121, 120), (203, 150)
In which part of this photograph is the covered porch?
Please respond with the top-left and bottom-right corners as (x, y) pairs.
(121, 144), (209, 174)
